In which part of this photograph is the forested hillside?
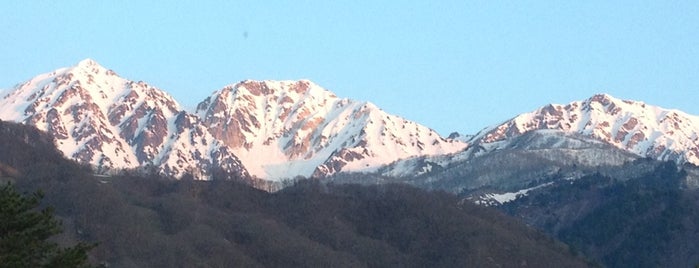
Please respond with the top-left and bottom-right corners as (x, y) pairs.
(0, 120), (590, 267)
(501, 160), (699, 267)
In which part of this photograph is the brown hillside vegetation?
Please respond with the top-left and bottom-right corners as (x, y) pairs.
(0, 120), (591, 267)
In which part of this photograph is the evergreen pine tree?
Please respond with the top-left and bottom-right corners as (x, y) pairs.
(0, 183), (94, 268)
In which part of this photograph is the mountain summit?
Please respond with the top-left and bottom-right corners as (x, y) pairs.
(0, 59), (466, 181)
(0, 59), (247, 179)
(195, 80), (466, 179)
(2, 60), (697, 184)
(470, 93), (699, 165)
(376, 93), (699, 190)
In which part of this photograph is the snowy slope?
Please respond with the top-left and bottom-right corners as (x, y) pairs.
(378, 129), (638, 190)
(5, 60), (696, 186)
(195, 80), (467, 180)
(0, 60), (464, 181)
(377, 94), (699, 185)
(0, 59), (247, 179)
(470, 94), (699, 165)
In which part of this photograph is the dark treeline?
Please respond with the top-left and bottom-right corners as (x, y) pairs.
(0, 120), (590, 267)
(502, 160), (699, 267)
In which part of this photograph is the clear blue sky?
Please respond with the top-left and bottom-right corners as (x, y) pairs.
(2, 1), (698, 135)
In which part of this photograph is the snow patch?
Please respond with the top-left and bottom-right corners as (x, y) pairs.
(476, 182), (554, 206)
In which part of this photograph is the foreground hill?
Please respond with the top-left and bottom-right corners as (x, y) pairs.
(0, 120), (589, 267)
(496, 160), (699, 267)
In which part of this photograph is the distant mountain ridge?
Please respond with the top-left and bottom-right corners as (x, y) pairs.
(380, 93), (699, 181)
(5, 60), (699, 267)
(1, 59), (698, 185)
(0, 59), (466, 181)
(470, 93), (699, 165)
(195, 79), (465, 179)
(0, 59), (247, 180)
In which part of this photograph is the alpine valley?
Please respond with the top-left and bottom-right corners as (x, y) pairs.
(3, 59), (699, 266)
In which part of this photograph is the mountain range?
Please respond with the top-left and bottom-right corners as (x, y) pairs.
(0, 59), (464, 182)
(4, 59), (699, 267)
(1, 59), (698, 188)
(365, 92), (699, 202)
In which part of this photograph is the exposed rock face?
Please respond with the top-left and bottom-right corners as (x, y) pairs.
(369, 93), (699, 198)
(0, 60), (465, 181)
(0, 59), (247, 179)
(4, 60), (698, 187)
(472, 94), (699, 165)
(196, 80), (467, 179)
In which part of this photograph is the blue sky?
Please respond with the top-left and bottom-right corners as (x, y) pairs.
(1, 1), (698, 135)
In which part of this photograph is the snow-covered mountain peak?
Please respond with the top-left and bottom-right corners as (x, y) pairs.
(587, 93), (618, 103)
(65, 59), (122, 91)
(0, 60), (248, 180)
(11, 60), (697, 188)
(195, 79), (467, 180)
(472, 94), (699, 165)
(75, 57), (104, 69)
(2, 58), (466, 183)
(231, 79), (336, 98)
(581, 93), (642, 114)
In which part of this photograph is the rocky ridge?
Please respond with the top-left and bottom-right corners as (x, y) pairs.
(2, 60), (698, 186)
(0, 59), (466, 181)
(0, 59), (247, 179)
(195, 80), (466, 179)
(471, 93), (699, 165)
